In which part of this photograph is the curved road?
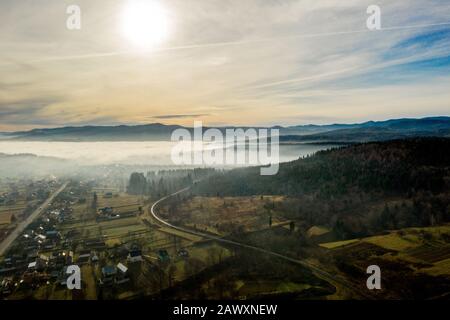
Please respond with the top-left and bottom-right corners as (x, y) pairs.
(0, 182), (68, 256)
(150, 186), (374, 300)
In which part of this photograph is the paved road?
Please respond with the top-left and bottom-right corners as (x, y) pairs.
(150, 186), (375, 300)
(0, 182), (68, 256)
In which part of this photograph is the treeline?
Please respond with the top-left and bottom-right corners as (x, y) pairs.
(193, 138), (450, 238)
(127, 168), (216, 198)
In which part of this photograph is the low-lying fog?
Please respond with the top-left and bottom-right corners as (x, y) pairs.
(0, 141), (336, 164)
(0, 141), (339, 178)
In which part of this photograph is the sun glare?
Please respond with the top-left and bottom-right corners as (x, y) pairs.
(121, 0), (170, 49)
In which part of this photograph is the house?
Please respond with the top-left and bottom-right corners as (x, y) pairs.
(157, 249), (170, 263)
(50, 252), (68, 268)
(0, 279), (13, 296)
(39, 254), (49, 262)
(45, 230), (61, 240)
(42, 239), (56, 250)
(101, 266), (117, 285)
(116, 263), (130, 284)
(127, 249), (143, 263)
(117, 263), (128, 273)
(91, 254), (99, 263)
(34, 234), (46, 243)
(98, 207), (114, 215)
(22, 234), (32, 240)
(50, 210), (61, 216)
(178, 248), (189, 258)
(115, 246), (130, 259)
(77, 253), (91, 265)
(66, 230), (80, 238)
(3, 258), (13, 268)
(27, 258), (45, 272)
(84, 239), (106, 249)
(27, 261), (37, 270)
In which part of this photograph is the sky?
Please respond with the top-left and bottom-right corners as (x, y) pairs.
(0, 0), (450, 131)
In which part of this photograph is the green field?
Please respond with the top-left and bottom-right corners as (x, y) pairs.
(319, 239), (360, 249)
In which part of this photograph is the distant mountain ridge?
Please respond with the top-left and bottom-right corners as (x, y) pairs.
(281, 117), (450, 143)
(1, 116), (449, 142)
(3, 123), (184, 141)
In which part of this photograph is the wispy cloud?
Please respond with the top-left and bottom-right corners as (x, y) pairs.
(152, 114), (210, 119)
(0, 97), (61, 124)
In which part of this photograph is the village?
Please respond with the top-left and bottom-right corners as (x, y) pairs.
(0, 179), (59, 246)
(0, 179), (230, 299)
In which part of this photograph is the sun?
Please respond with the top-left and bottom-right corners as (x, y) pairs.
(121, 0), (170, 49)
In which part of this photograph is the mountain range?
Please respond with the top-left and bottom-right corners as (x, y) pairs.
(1, 116), (449, 143)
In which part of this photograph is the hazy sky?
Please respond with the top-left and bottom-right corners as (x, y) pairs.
(0, 0), (449, 131)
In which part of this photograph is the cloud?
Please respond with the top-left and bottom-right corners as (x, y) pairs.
(0, 97), (62, 125)
(152, 114), (210, 119)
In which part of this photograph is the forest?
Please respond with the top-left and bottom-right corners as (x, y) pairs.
(192, 138), (450, 239)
